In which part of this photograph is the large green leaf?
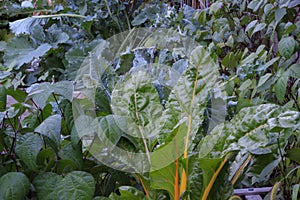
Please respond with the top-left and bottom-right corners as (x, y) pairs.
(56, 171), (95, 199)
(15, 133), (43, 170)
(198, 157), (233, 200)
(278, 37), (296, 59)
(35, 114), (62, 151)
(3, 36), (52, 69)
(0, 172), (30, 200)
(111, 70), (163, 139)
(199, 104), (299, 158)
(9, 17), (46, 35)
(26, 81), (73, 109)
(34, 171), (95, 200)
(150, 123), (187, 200)
(150, 162), (178, 200)
(33, 172), (63, 200)
(64, 39), (104, 80)
(99, 115), (124, 145)
(58, 142), (83, 169)
(161, 46), (219, 149)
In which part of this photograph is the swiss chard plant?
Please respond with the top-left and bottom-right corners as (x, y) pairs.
(0, 0), (300, 199)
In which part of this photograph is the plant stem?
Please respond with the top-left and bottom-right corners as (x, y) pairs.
(32, 13), (86, 19)
(134, 92), (151, 164)
(5, 112), (19, 171)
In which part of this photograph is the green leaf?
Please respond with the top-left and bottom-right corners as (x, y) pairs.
(238, 79), (252, 91)
(99, 115), (123, 145)
(0, 84), (6, 111)
(257, 73), (272, 89)
(4, 36), (52, 69)
(26, 81), (73, 109)
(256, 57), (279, 72)
(287, 148), (300, 164)
(118, 186), (146, 200)
(275, 8), (286, 23)
(198, 157), (232, 199)
(207, 88), (227, 133)
(64, 39), (103, 80)
(131, 13), (148, 26)
(275, 73), (289, 103)
(292, 184), (300, 200)
(34, 171), (95, 200)
(289, 0), (300, 8)
(58, 142), (83, 169)
(245, 20), (258, 32)
(9, 17), (46, 35)
(33, 172), (63, 200)
(0, 172), (30, 200)
(289, 64), (300, 78)
(278, 37), (296, 59)
(150, 162), (178, 200)
(150, 122), (187, 199)
(251, 23), (266, 37)
(45, 24), (69, 47)
(198, 104), (298, 158)
(162, 46), (219, 146)
(56, 171), (95, 199)
(15, 133), (43, 170)
(35, 114), (61, 151)
(111, 70), (163, 139)
(226, 35), (234, 48)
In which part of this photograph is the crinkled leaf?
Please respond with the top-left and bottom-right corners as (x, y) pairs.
(56, 171), (95, 199)
(161, 46), (218, 144)
(15, 133), (43, 170)
(33, 172), (62, 200)
(199, 104), (299, 158)
(0, 172), (30, 200)
(34, 171), (95, 200)
(111, 70), (163, 139)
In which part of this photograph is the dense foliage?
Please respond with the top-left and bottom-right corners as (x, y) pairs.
(0, 0), (300, 199)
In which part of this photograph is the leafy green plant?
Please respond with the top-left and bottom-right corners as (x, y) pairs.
(0, 0), (300, 199)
